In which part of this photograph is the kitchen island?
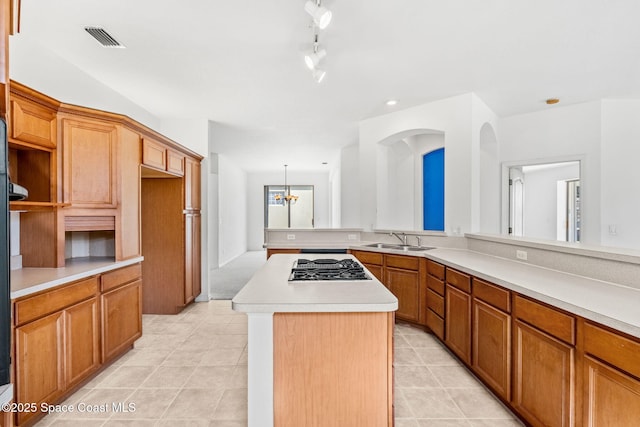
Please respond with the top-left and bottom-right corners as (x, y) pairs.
(232, 253), (398, 427)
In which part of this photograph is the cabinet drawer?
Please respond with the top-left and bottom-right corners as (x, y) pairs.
(101, 264), (143, 293)
(15, 276), (99, 326)
(514, 295), (575, 345)
(473, 278), (510, 313)
(167, 150), (185, 175)
(352, 250), (383, 266)
(426, 309), (444, 340)
(446, 268), (471, 293)
(584, 322), (640, 379)
(427, 288), (445, 317)
(426, 260), (445, 280)
(427, 275), (445, 296)
(142, 138), (167, 170)
(386, 254), (419, 270)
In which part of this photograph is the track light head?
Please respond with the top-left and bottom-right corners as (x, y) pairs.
(304, 48), (326, 70)
(304, 1), (332, 29)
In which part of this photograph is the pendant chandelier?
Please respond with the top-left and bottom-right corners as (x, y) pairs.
(274, 164), (299, 204)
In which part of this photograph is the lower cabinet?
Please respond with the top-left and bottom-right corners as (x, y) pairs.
(351, 250), (384, 283)
(581, 321), (640, 426)
(13, 264), (143, 426)
(445, 268), (472, 365)
(184, 213), (202, 305)
(386, 266), (420, 323)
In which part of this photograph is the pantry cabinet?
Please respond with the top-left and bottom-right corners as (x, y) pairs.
(184, 213), (202, 305)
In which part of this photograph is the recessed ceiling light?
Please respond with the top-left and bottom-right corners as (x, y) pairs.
(386, 100), (398, 106)
(546, 98), (560, 105)
(322, 162), (328, 165)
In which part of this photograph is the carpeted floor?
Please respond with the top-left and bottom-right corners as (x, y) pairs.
(209, 250), (267, 299)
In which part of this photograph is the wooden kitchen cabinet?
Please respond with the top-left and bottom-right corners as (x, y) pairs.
(385, 254), (421, 324)
(351, 250), (384, 282)
(184, 213), (202, 305)
(184, 156), (201, 210)
(61, 117), (118, 209)
(142, 137), (167, 171)
(425, 260), (445, 339)
(580, 321), (640, 426)
(512, 295), (575, 427)
(13, 276), (100, 426)
(472, 278), (511, 400)
(267, 248), (301, 259)
(10, 90), (57, 149)
(101, 264), (143, 362)
(445, 268), (472, 365)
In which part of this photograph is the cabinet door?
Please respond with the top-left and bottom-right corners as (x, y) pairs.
(184, 214), (201, 304)
(472, 299), (511, 400)
(65, 297), (100, 387)
(445, 285), (471, 364)
(62, 118), (118, 208)
(14, 311), (65, 426)
(583, 356), (640, 426)
(10, 95), (57, 149)
(364, 263), (384, 283)
(184, 157), (201, 210)
(102, 280), (143, 362)
(142, 137), (167, 170)
(385, 267), (419, 323)
(513, 320), (574, 427)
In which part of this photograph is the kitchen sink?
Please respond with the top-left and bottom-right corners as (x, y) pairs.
(363, 243), (434, 252)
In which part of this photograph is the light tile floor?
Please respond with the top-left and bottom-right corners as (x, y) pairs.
(33, 300), (522, 427)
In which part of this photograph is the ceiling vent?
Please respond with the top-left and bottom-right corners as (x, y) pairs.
(84, 27), (125, 48)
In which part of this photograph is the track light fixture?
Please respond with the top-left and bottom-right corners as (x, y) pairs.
(304, 0), (332, 30)
(304, 47), (326, 70)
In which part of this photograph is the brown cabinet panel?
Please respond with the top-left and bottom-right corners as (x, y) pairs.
(583, 355), (640, 426)
(167, 149), (185, 175)
(364, 263), (384, 283)
(62, 118), (117, 208)
(385, 254), (419, 270)
(10, 96), (57, 148)
(101, 263), (142, 293)
(184, 157), (201, 210)
(184, 214), (202, 304)
(472, 299), (511, 400)
(426, 309), (444, 340)
(102, 279), (142, 362)
(14, 276), (98, 326)
(513, 320), (574, 427)
(445, 285), (472, 364)
(65, 297), (100, 387)
(352, 250), (384, 266)
(446, 268), (471, 293)
(386, 267), (420, 323)
(514, 295), (575, 345)
(583, 321), (640, 380)
(142, 137), (167, 170)
(426, 275), (445, 296)
(266, 248), (301, 259)
(426, 260), (445, 280)
(473, 278), (510, 313)
(14, 311), (65, 426)
(426, 288), (444, 318)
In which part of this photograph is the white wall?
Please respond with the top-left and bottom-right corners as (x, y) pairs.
(10, 37), (160, 131)
(473, 95), (500, 234)
(600, 100), (640, 249)
(340, 145), (360, 228)
(498, 101), (602, 245)
(359, 94), (474, 234)
(218, 156), (248, 266)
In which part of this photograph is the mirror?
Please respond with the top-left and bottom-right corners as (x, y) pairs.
(503, 160), (581, 243)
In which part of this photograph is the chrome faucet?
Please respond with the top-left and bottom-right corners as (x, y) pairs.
(390, 232), (408, 245)
(415, 235), (422, 247)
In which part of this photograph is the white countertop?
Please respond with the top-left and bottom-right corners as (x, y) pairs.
(231, 254), (398, 313)
(423, 248), (640, 339)
(10, 256), (144, 299)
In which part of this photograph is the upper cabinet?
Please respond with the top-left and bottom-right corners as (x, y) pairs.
(142, 137), (185, 177)
(10, 92), (57, 149)
(184, 157), (201, 210)
(61, 116), (118, 209)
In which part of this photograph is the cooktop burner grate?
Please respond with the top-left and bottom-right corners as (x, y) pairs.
(289, 258), (371, 281)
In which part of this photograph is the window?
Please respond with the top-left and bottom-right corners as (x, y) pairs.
(423, 148), (445, 231)
(264, 185), (314, 228)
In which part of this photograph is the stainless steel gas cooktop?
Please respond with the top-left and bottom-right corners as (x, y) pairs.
(288, 258), (371, 281)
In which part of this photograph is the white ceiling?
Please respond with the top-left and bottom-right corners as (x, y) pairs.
(14, 0), (640, 171)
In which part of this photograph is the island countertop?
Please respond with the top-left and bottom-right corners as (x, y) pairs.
(231, 253), (398, 313)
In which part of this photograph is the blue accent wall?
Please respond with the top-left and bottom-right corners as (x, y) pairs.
(423, 148), (445, 231)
